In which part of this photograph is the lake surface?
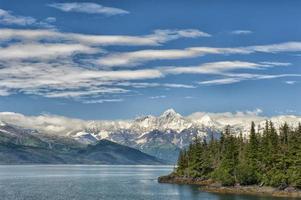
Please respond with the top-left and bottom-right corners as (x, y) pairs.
(0, 165), (294, 200)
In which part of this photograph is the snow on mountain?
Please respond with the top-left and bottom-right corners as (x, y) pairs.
(0, 109), (300, 162)
(130, 108), (193, 133)
(72, 131), (98, 144)
(1, 109), (300, 144)
(157, 109), (193, 132)
(0, 120), (6, 127)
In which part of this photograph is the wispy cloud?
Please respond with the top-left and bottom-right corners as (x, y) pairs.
(198, 73), (301, 85)
(96, 47), (247, 67)
(230, 30), (253, 35)
(48, 2), (130, 16)
(285, 80), (297, 85)
(1, 27), (301, 99)
(42, 88), (128, 98)
(0, 43), (98, 60)
(0, 28), (208, 46)
(82, 98), (124, 104)
(0, 60), (163, 99)
(160, 61), (299, 86)
(116, 82), (195, 89)
(96, 42), (301, 67)
(199, 77), (243, 85)
(188, 108), (265, 126)
(0, 9), (36, 26)
(163, 61), (268, 75)
(0, 9), (55, 28)
(0, 28), (208, 100)
(248, 42), (301, 53)
(149, 95), (166, 99)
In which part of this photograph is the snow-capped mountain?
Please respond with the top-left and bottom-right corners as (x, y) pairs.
(0, 109), (300, 162)
(71, 131), (98, 144)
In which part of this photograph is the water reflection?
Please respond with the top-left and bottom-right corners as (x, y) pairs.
(0, 165), (298, 200)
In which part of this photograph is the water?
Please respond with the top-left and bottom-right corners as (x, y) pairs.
(0, 165), (294, 200)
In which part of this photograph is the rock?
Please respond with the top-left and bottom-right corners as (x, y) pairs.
(278, 182), (288, 191)
(284, 186), (296, 192)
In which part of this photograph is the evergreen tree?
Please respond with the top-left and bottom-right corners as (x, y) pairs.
(237, 121), (259, 185)
(174, 121), (301, 188)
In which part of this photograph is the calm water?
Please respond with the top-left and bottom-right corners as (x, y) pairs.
(0, 165), (295, 200)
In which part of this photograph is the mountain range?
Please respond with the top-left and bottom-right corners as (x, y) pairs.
(0, 122), (163, 164)
(0, 109), (301, 163)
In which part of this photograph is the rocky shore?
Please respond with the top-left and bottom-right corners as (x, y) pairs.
(158, 174), (301, 198)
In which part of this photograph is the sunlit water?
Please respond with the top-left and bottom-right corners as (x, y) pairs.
(0, 165), (295, 200)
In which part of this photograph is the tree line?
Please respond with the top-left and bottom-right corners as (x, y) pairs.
(175, 121), (301, 188)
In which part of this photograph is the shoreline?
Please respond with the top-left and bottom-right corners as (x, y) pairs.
(158, 174), (301, 198)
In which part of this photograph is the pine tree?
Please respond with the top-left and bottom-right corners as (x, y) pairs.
(173, 121), (301, 188)
(237, 121), (259, 185)
(214, 126), (239, 186)
(176, 149), (187, 176)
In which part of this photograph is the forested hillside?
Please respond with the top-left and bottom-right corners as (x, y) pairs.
(175, 121), (301, 188)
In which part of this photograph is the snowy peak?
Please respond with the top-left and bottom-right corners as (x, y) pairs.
(199, 115), (214, 126)
(1, 109), (301, 162)
(157, 109), (192, 132)
(133, 115), (156, 129)
(130, 109), (189, 133)
(72, 131), (98, 144)
(0, 120), (6, 127)
(160, 108), (182, 118)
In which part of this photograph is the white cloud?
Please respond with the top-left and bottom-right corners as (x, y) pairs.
(0, 9), (55, 28)
(0, 28), (206, 99)
(82, 98), (124, 104)
(48, 2), (129, 16)
(1, 27), (301, 98)
(0, 9), (36, 26)
(285, 81), (297, 85)
(149, 95), (166, 99)
(153, 29), (211, 38)
(43, 88), (128, 98)
(116, 82), (195, 89)
(0, 60), (163, 99)
(95, 42), (301, 67)
(44, 17), (56, 23)
(96, 47), (247, 67)
(0, 43), (98, 60)
(230, 30), (253, 35)
(188, 108), (265, 126)
(0, 28), (208, 46)
(259, 61), (291, 66)
(199, 78), (243, 85)
(247, 42), (301, 53)
(163, 61), (266, 75)
(158, 61), (299, 86)
(198, 73), (301, 85)
(0, 112), (87, 135)
(1, 28), (209, 100)
(162, 83), (196, 88)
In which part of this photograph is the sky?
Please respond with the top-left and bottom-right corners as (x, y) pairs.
(0, 0), (301, 120)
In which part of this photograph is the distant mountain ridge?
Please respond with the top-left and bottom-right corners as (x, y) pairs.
(0, 109), (301, 162)
(0, 122), (163, 165)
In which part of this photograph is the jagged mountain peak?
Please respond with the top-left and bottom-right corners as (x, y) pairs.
(160, 108), (182, 118)
(0, 120), (6, 126)
(199, 115), (216, 127)
(134, 114), (156, 122)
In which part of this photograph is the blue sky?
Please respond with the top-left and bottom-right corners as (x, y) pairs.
(0, 0), (301, 119)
